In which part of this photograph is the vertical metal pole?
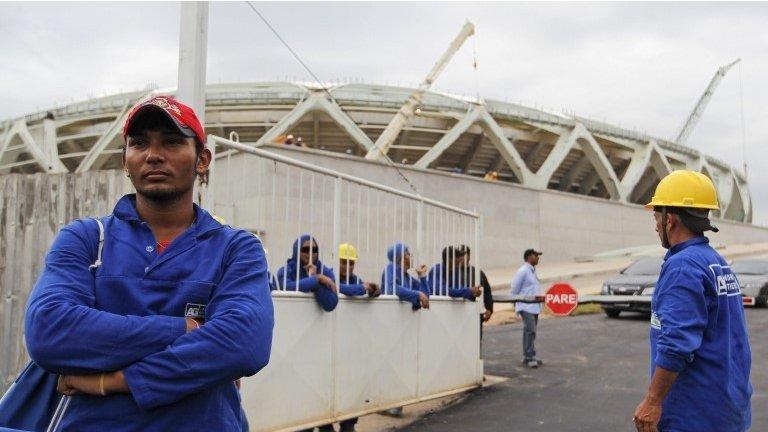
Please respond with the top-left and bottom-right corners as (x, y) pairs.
(385, 193), (390, 295)
(269, 160), (276, 274)
(283, 165), (290, 290)
(177, 1), (209, 122)
(333, 176), (342, 287)
(365, 188), (371, 280)
(225, 149), (231, 221)
(417, 199), (424, 270)
(320, 176), (327, 262)
(356, 184), (362, 251)
(376, 191), (382, 292)
(475, 213), (481, 292)
(297, 172), (304, 285)
(400, 196), (405, 292)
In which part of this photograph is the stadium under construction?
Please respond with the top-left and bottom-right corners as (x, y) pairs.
(0, 80), (752, 223)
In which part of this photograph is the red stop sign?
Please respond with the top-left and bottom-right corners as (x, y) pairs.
(545, 283), (578, 316)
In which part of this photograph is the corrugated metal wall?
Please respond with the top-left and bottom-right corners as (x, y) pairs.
(0, 170), (131, 393)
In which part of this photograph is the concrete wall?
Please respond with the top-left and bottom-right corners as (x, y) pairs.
(0, 171), (133, 393)
(234, 145), (768, 268)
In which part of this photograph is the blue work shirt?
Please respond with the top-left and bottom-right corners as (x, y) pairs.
(24, 194), (275, 431)
(510, 263), (541, 314)
(650, 236), (752, 431)
(339, 272), (366, 296)
(427, 264), (476, 300)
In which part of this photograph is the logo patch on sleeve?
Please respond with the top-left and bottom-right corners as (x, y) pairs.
(185, 303), (207, 319)
(650, 312), (661, 329)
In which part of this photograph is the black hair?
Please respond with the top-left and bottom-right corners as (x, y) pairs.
(657, 206), (717, 234)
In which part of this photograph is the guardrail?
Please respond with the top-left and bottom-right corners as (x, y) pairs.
(205, 134), (483, 297)
(493, 294), (652, 305)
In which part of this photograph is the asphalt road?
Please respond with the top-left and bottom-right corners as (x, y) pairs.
(397, 309), (767, 431)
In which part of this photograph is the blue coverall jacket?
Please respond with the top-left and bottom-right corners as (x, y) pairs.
(24, 194), (275, 431)
(650, 236), (752, 431)
(274, 235), (339, 312)
(380, 243), (429, 310)
(427, 264), (476, 300)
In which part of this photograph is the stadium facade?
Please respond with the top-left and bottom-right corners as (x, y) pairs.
(0, 81), (751, 222)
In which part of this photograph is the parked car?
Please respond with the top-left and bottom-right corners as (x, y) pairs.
(600, 257), (663, 318)
(732, 259), (768, 307)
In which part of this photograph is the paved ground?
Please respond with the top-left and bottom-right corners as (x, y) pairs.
(396, 308), (768, 431)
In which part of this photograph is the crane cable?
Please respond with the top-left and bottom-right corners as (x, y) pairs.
(244, 1), (420, 194)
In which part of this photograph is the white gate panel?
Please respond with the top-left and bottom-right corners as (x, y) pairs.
(240, 295), (334, 431)
(334, 298), (419, 415)
(417, 299), (482, 398)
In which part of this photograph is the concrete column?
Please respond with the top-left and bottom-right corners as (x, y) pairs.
(177, 2), (209, 125)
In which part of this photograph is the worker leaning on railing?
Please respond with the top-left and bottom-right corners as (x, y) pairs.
(381, 243), (430, 310)
(275, 235), (339, 312)
(338, 243), (380, 298)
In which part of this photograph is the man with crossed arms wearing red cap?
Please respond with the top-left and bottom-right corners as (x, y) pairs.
(24, 96), (274, 431)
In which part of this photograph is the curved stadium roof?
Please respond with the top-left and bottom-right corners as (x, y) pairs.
(0, 81), (751, 222)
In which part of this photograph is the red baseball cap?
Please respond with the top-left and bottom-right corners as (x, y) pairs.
(122, 96), (206, 145)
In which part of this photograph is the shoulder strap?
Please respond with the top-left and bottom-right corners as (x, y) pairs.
(43, 219), (103, 432)
(89, 218), (105, 270)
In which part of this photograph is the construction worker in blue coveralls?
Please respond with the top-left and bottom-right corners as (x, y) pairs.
(275, 234), (339, 312)
(381, 243), (430, 310)
(633, 170), (752, 432)
(23, 95), (275, 431)
(338, 243), (380, 298)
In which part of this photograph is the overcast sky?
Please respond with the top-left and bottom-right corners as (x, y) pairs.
(1, 2), (766, 223)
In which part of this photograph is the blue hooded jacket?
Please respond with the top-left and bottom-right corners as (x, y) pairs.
(24, 194), (274, 431)
(275, 235), (338, 312)
(339, 272), (367, 297)
(380, 243), (429, 310)
(427, 264), (475, 300)
(650, 236), (752, 431)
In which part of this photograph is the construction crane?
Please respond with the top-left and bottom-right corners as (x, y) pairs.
(675, 58), (740, 146)
(365, 21), (476, 160)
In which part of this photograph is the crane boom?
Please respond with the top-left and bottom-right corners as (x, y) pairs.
(365, 21), (476, 160)
(675, 58), (740, 146)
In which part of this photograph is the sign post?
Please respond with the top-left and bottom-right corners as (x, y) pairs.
(545, 283), (579, 316)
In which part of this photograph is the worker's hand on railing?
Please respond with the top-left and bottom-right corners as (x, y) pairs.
(317, 274), (338, 294)
(470, 285), (482, 298)
(418, 292), (430, 309)
(365, 282), (381, 297)
(305, 263), (317, 276)
(416, 264), (428, 278)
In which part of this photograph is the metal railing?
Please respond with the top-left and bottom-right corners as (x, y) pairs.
(205, 134), (482, 299)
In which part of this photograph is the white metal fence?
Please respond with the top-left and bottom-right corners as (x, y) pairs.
(206, 134), (484, 430)
(206, 134), (482, 299)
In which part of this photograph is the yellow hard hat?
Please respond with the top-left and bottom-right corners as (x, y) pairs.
(645, 170), (719, 210)
(339, 243), (358, 261)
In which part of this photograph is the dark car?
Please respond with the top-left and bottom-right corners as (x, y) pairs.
(600, 257), (663, 318)
(732, 259), (768, 307)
